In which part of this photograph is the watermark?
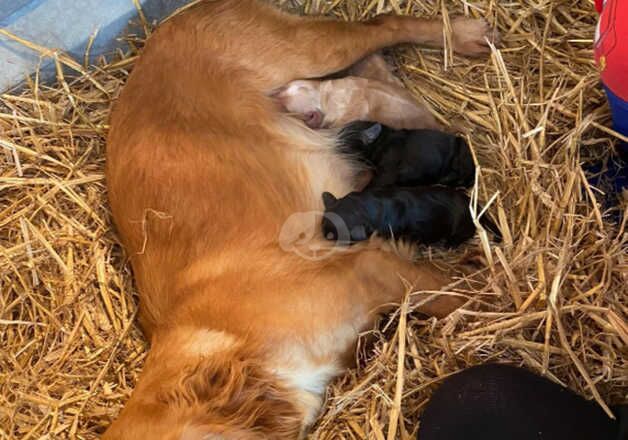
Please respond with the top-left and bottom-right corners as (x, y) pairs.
(278, 210), (353, 261)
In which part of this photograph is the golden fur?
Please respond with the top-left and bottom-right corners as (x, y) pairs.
(104, 1), (497, 438)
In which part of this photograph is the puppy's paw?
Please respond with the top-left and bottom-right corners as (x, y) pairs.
(451, 17), (500, 56)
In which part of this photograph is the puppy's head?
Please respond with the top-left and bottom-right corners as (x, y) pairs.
(338, 121), (383, 152)
(274, 80), (323, 128)
(321, 192), (372, 243)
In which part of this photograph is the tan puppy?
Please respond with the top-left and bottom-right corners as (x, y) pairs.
(103, 0), (498, 438)
(275, 76), (440, 129)
(347, 52), (405, 87)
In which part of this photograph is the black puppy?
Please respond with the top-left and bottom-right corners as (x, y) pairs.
(339, 121), (475, 188)
(321, 186), (500, 246)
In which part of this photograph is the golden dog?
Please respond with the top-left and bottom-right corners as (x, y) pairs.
(104, 1), (497, 438)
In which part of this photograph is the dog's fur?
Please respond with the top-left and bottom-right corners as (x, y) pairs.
(104, 1), (497, 438)
(322, 187), (500, 247)
(339, 122), (476, 188)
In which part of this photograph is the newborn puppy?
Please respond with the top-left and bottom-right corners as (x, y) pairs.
(321, 187), (500, 246)
(337, 120), (384, 155)
(274, 76), (439, 130)
(339, 122), (475, 188)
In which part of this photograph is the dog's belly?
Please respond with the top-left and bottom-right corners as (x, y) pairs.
(300, 148), (358, 207)
(276, 117), (360, 209)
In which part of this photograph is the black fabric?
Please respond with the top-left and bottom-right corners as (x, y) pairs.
(418, 364), (626, 440)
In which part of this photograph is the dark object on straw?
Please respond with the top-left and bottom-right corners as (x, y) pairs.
(418, 363), (627, 440)
(322, 186), (500, 246)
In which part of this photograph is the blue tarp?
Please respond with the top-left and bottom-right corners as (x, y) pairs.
(0, 0), (189, 92)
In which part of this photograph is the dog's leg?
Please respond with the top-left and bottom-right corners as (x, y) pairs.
(277, 15), (496, 89)
(198, 0), (498, 91)
(348, 248), (460, 318)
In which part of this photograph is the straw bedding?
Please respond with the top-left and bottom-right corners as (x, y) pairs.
(0, 0), (626, 438)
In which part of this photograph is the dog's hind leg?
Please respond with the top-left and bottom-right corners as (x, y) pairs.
(348, 248), (460, 318)
(192, 0), (498, 91)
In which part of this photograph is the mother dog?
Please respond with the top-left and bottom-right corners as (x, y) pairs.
(104, 1), (496, 438)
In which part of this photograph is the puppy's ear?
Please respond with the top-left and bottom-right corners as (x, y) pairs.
(304, 110), (323, 129)
(360, 123), (382, 145)
(322, 192), (337, 209)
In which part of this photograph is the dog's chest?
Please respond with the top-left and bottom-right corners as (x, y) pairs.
(270, 321), (364, 426)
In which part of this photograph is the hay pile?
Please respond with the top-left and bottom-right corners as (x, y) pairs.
(1, 0), (626, 438)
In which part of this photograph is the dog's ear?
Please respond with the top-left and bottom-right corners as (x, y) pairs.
(360, 123), (382, 145)
(322, 192), (337, 209)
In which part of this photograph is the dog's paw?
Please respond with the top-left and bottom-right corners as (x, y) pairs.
(451, 17), (500, 56)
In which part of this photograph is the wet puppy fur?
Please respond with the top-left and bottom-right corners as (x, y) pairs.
(338, 121), (475, 188)
(322, 187), (501, 247)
